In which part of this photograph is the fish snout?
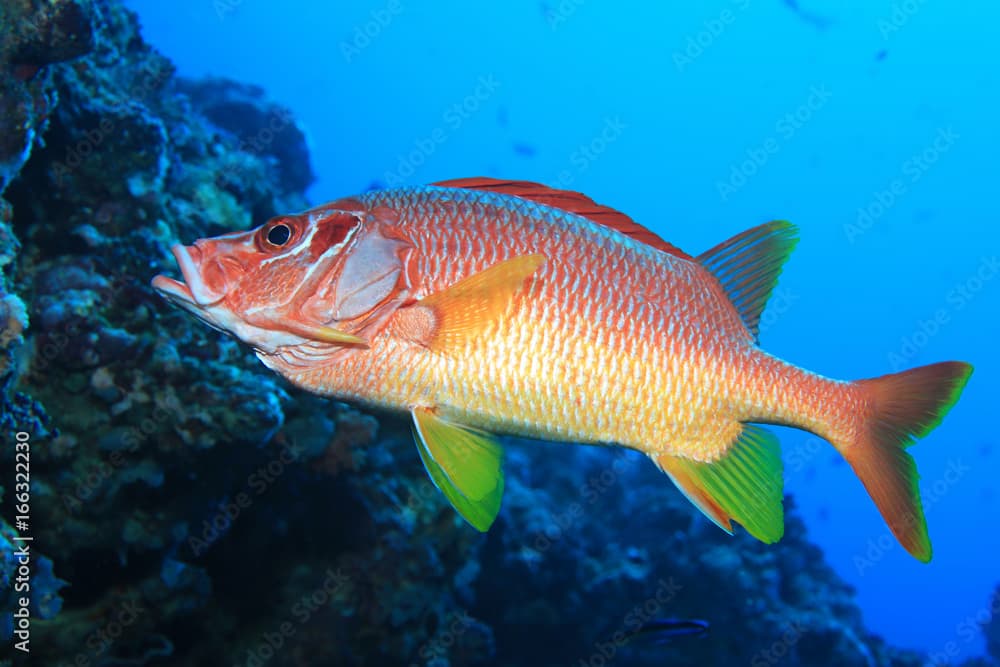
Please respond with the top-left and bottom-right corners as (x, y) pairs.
(151, 242), (230, 307)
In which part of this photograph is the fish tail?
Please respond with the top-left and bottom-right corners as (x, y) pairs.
(839, 361), (972, 562)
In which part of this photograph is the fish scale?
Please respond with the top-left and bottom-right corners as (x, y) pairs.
(291, 186), (757, 459)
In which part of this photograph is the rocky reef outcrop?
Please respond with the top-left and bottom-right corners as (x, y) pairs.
(0, 1), (996, 666)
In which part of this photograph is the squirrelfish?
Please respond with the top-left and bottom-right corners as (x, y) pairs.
(152, 177), (972, 560)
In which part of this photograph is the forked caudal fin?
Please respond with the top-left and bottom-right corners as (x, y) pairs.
(841, 361), (973, 562)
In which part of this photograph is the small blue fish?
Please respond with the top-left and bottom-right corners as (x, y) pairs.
(625, 618), (710, 646)
(512, 142), (537, 157)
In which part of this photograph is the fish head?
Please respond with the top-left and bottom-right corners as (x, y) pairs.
(152, 199), (413, 359)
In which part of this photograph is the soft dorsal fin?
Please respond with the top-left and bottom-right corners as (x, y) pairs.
(432, 177), (691, 259)
(696, 221), (799, 341)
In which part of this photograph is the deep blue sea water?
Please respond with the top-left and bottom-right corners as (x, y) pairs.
(123, 0), (999, 660)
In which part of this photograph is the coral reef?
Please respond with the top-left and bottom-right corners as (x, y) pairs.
(0, 0), (93, 195)
(473, 447), (923, 667)
(984, 585), (1000, 663)
(0, 1), (996, 666)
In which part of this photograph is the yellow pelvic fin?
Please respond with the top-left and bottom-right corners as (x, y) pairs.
(654, 424), (784, 544)
(410, 407), (505, 531)
(414, 253), (546, 352)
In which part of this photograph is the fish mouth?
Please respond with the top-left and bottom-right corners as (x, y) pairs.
(151, 244), (225, 307)
(150, 274), (195, 304)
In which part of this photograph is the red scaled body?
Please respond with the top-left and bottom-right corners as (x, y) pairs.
(153, 178), (971, 560)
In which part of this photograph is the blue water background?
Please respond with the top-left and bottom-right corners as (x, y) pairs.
(124, 0), (999, 660)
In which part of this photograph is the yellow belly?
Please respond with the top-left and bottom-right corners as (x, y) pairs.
(291, 295), (745, 463)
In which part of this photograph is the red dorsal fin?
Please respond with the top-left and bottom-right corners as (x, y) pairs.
(432, 177), (690, 259)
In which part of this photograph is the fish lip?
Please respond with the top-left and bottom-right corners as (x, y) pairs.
(152, 244), (226, 306)
(150, 274), (195, 304)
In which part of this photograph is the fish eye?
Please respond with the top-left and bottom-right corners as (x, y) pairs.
(267, 223), (292, 247)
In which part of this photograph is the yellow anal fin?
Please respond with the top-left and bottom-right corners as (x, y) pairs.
(411, 407), (505, 531)
(413, 253), (546, 352)
(653, 424), (784, 544)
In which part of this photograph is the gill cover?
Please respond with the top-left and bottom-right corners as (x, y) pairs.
(333, 231), (410, 320)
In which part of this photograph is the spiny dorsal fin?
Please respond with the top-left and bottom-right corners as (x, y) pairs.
(411, 407), (505, 531)
(653, 424), (784, 544)
(433, 177), (691, 259)
(696, 221), (798, 341)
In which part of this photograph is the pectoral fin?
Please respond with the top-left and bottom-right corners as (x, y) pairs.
(409, 254), (546, 352)
(653, 424), (784, 544)
(411, 407), (505, 531)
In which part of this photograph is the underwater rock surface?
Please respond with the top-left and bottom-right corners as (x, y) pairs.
(0, 1), (995, 665)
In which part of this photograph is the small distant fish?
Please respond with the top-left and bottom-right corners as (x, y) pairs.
(875, 49), (889, 61)
(496, 105), (509, 128)
(512, 142), (537, 157)
(625, 618), (710, 645)
(539, 2), (556, 25)
(781, 0), (833, 30)
(153, 177), (973, 561)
